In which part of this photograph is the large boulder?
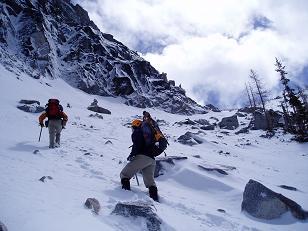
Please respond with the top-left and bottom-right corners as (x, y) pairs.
(242, 179), (308, 220)
(17, 100), (45, 113)
(252, 111), (268, 130)
(112, 201), (162, 231)
(218, 115), (239, 130)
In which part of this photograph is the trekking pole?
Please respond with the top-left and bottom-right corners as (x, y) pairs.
(135, 174), (140, 186)
(38, 126), (43, 142)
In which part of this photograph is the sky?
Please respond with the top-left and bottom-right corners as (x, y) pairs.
(74, 0), (308, 108)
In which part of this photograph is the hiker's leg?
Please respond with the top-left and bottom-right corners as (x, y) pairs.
(48, 121), (56, 148)
(54, 120), (62, 145)
(141, 157), (156, 188)
(120, 155), (150, 180)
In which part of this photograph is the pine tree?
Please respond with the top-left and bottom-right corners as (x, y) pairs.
(275, 58), (307, 140)
(249, 69), (270, 130)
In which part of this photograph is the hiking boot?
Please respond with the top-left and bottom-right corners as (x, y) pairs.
(149, 186), (159, 202)
(121, 178), (130, 190)
(49, 145), (55, 149)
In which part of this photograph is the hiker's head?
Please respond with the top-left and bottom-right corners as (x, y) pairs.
(143, 111), (151, 121)
(131, 119), (142, 129)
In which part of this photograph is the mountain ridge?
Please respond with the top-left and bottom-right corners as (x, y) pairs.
(0, 0), (210, 115)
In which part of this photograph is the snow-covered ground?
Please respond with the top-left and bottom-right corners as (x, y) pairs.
(1, 64), (308, 231)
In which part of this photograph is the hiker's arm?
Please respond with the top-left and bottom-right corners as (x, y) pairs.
(38, 112), (47, 125)
(62, 112), (68, 121)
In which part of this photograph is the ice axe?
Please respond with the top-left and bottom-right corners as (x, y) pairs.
(38, 126), (43, 142)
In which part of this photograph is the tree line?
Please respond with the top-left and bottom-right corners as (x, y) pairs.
(244, 58), (308, 142)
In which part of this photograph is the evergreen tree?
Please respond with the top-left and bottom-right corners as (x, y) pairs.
(275, 58), (308, 140)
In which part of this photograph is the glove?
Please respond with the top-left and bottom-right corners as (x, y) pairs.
(39, 122), (44, 127)
(127, 155), (135, 161)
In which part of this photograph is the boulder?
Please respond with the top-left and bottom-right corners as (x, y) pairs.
(218, 115), (239, 130)
(85, 198), (100, 214)
(112, 201), (162, 231)
(242, 179), (308, 220)
(155, 156), (188, 177)
(252, 111), (267, 130)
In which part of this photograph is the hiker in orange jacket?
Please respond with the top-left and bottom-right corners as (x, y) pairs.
(38, 99), (68, 148)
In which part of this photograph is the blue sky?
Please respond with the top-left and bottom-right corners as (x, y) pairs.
(75, 0), (308, 108)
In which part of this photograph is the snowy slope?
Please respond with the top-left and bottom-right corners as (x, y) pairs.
(1, 65), (308, 231)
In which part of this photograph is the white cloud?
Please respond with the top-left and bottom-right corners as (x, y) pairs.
(75, 0), (308, 108)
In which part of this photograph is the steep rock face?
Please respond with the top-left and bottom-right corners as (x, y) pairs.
(0, 0), (208, 115)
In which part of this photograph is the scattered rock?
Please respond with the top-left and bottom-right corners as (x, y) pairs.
(105, 140), (112, 145)
(0, 221), (8, 231)
(198, 165), (228, 175)
(155, 156), (188, 177)
(192, 155), (201, 158)
(217, 209), (226, 213)
(242, 179), (308, 220)
(218, 115), (239, 130)
(84, 152), (91, 156)
(85, 198), (100, 214)
(39, 176), (53, 182)
(33, 149), (40, 154)
(89, 113), (104, 119)
(279, 185), (298, 191)
(112, 201), (162, 231)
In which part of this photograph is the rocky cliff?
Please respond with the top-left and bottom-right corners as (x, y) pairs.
(0, 0), (209, 115)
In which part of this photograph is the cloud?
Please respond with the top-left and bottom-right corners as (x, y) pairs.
(74, 0), (308, 108)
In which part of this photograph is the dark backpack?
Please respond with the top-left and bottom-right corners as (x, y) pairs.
(45, 99), (63, 119)
(146, 120), (168, 157)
